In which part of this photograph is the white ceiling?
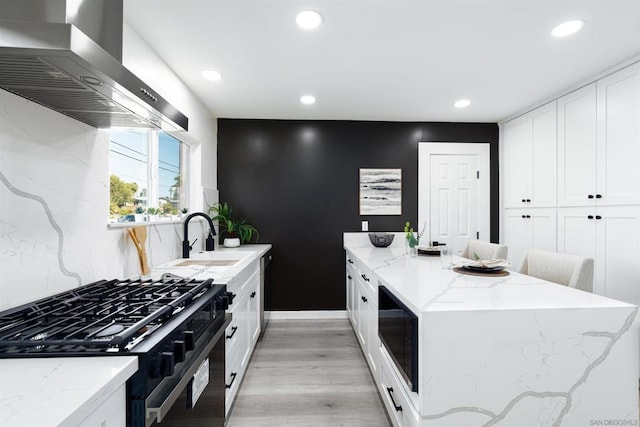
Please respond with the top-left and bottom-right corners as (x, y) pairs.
(124, 0), (640, 123)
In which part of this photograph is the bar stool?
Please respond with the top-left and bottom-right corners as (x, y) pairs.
(519, 249), (594, 293)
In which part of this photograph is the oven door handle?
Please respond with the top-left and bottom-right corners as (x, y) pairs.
(145, 314), (232, 426)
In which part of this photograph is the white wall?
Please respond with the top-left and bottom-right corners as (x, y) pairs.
(0, 29), (218, 310)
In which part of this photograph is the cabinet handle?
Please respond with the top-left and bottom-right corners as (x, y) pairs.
(521, 199), (526, 203)
(386, 387), (403, 412)
(361, 296), (368, 303)
(525, 215), (531, 219)
(348, 259), (354, 264)
(361, 274), (370, 282)
(347, 275), (352, 280)
(225, 372), (237, 389)
(226, 326), (238, 340)
(596, 194), (602, 199)
(526, 199), (531, 203)
(251, 291), (256, 298)
(587, 215), (594, 220)
(588, 194), (594, 199)
(596, 215), (602, 220)
(521, 215), (526, 219)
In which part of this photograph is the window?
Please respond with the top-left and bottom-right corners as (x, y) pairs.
(109, 129), (190, 223)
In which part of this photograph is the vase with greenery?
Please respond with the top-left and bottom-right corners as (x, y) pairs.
(134, 206), (146, 222)
(147, 207), (159, 221)
(404, 221), (426, 256)
(209, 202), (258, 246)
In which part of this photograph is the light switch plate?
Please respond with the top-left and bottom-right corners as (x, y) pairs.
(361, 221), (369, 231)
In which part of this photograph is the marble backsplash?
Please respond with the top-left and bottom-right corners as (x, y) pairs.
(0, 90), (211, 311)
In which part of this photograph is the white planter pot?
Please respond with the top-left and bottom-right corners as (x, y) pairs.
(223, 237), (240, 248)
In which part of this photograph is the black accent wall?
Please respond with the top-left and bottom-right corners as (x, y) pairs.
(218, 119), (499, 311)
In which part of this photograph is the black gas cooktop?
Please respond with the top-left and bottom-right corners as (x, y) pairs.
(0, 277), (222, 355)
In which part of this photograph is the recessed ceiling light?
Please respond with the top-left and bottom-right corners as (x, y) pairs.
(551, 19), (585, 38)
(300, 95), (316, 105)
(454, 99), (471, 109)
(202, 70), (222, 81)
(296, 10), (323, 30)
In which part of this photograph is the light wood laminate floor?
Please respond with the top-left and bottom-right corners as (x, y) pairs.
(227, 319), (391, 426)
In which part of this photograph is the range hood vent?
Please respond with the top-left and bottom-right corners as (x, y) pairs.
(0, 0), (188, 131)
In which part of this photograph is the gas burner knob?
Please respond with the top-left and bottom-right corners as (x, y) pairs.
(224, 291), (236, 305)
(173, 340), (186, 363)
(184, 331), (195, 351)
(160, 351), (175, 377)
(215, 295), (229, 311)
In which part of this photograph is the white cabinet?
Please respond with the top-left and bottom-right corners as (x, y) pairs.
(224, 259), (260, 416)
(346, 252), (379, 379)
(502, 101), (557, 208)
(558, 206), (640, 304)
(557, 83), (598, 207)
(503, 208), (557, 270)
(346, 255), (357, 326)
(558, 64), (640, 207)
(597, 63), (640, 205)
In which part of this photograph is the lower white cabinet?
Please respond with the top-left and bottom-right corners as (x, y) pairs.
(558, 205), (640, 305)
(346, 255), (357, 327)
(502, 208), (557, 270)
(351, 256), (379, 378)
(379, 347), (420, 427)
(224, 259), (260, 416)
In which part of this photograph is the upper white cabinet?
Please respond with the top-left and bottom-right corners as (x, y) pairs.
(597, 62), (640, 205)
(502, 101), (557, 208)
(558, 63), (640, 207)
(557, 83), (598, 207)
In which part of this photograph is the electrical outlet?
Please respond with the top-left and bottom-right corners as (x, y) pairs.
(361, 221), (369, 231)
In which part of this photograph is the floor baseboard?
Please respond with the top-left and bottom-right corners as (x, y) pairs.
(268, 310), (348, 320)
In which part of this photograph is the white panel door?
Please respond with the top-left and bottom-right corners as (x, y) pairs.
(557, 84), (597, 207)
(530, 101), (557, 208)
(501, 115), (531, 208)
(418, 143), (490, 252)
(597, 63), (640, 205)
(596, 206), (640, 305)
(430, 154), (478, 252)
(529, 208), (557, 254)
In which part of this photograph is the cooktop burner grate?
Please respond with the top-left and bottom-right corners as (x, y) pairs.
(0, 277), (215, 354)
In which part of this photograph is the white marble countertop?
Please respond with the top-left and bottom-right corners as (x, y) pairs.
(151, 244), (272, 283)
(344, 232), (634, 314)
(0, 356), (138, 427)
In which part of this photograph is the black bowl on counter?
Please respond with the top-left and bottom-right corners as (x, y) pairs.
(368, 233), (395, 248)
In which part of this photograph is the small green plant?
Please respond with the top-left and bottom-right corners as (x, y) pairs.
(181, 207), (189, 214)
(209, 202), (259, 244)
(147, 207), (158, 215)
(135, 206), (145, 214)
(404, 221), (426, 248)
(473, 251), (480, 261)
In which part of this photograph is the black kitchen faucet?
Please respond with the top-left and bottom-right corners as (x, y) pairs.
(182, 212), (216, 258)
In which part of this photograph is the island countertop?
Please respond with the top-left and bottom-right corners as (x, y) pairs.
(344, 233), (633, 314)
(344, 232), (638, 426)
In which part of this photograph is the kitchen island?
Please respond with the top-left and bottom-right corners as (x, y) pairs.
(344, 232), (638, 426)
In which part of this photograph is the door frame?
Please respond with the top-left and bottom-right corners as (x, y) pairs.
(418, 142), (491, 245)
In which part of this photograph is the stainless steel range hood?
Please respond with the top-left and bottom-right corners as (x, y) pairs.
(0, 0), (188, 131)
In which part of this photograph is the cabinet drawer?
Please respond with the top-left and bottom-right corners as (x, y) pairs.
(357, 263), (376, 294)
(379, 348), (419, 427)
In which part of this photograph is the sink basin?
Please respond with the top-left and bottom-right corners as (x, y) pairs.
(165, 251), (252, 269)
(173, 260), (239, 267)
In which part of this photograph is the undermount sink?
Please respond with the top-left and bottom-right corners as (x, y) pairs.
(167, 251), (251, 269)
(173, 259), (239, 267)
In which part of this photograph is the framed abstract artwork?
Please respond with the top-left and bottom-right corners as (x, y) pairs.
(359, 168), (402, 215)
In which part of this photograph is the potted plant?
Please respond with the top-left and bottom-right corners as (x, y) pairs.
(134, 206), (146, 222)
(147, 207), (159, 221)
(209, 202), (258, 247)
